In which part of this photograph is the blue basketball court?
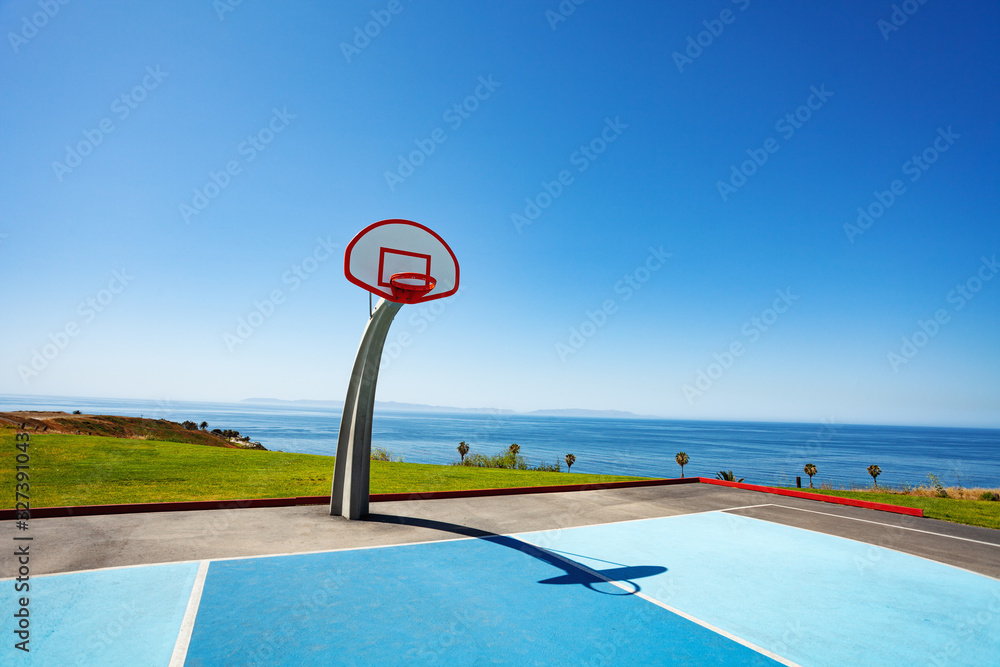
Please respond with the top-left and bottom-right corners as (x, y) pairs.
(7, 506), (1000, 666)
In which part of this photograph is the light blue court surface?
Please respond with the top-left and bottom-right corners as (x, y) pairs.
(6, 512), (1000, 665)
(4, 562), (199, 666)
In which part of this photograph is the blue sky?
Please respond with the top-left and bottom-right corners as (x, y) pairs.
(1, 0), (997, 427)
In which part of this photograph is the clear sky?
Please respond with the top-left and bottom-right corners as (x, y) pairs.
(2, 1), (998, 427)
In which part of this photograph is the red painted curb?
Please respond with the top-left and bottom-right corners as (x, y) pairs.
(0, 478), (699, 520)
(697, 477), (924, 517)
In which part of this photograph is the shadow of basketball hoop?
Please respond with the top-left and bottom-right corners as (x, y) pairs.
(365, 513), (667, 596)
(536, 565), (668, 595)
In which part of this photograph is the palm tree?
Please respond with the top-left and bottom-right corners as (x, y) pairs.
(457, 441), (469, 464)
(506, 443), (521, 469)
(200, 421), (208, 431)
(804, 463), (817, 489)
(716, 470), (745, 483)
(675, 452), (690, 478)
(565, 453), (575, 472)
(867, 464), (881, 488)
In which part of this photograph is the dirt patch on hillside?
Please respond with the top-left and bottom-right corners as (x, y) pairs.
(0, 411), (247, 449)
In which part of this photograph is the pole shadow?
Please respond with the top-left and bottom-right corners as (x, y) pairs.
(365, 513), (667, 595)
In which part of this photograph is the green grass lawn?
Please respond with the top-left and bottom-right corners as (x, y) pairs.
(785, 487), (1000, 531)
(0, 432), (647, 508)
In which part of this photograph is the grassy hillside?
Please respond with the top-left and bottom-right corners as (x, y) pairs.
(0, 432), (646, 508)
(0, 411), (245, 448)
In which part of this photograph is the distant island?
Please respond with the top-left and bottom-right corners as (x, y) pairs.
(241, 398), (650, 419)
(525, 409), (642, 418)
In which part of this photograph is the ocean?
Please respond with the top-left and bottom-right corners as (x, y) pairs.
(2, 394), (998, 489)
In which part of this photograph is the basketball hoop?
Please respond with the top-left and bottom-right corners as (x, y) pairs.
(334, 220), (460, 519)
(389, 272), (437, 304)
(344, 219), (459, 305)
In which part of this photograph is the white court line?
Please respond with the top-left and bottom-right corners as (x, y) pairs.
(169, 560), (209, 667)
(743, 503), (1000, 548)
(536, 544), (801, 667)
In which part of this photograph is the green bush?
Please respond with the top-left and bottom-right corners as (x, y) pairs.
(979, 491), (1000, 502)
(371, 446), (403, 462)
(458, 451), (527, 469)
(454, 446), (561, 472)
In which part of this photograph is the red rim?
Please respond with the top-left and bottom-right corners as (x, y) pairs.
(389, 272), (437, 303)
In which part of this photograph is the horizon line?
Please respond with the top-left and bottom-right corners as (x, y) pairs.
(1, 392), (998, 432)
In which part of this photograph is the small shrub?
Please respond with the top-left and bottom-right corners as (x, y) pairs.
(456, 452), (491, 468)
(493, 451), (528, 470)
(72, 410), (81, 415)
(979, 491), (1000, 502)
(371, 446), (403, 462)
(716, 470), (744, 483)
(928, 473), (948, 498)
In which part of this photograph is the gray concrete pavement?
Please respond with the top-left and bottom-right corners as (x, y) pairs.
(11, 484), (1000, 579)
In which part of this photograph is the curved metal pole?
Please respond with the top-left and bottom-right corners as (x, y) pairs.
(331, 298), (403, 519)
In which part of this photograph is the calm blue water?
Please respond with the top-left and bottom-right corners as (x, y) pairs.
(3, 394), (998, 489)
